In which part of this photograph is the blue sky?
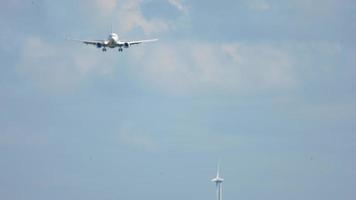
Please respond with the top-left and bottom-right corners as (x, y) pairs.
(1, 0), (356, 200)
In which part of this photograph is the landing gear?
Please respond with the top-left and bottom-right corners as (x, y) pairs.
(102, 48), (107, 52)
(118, 48), (123, 52)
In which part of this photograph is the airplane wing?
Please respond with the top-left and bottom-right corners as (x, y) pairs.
(128, 39), (158, 46)
(66, 38), (106, 46)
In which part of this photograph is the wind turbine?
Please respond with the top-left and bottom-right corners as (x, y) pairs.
(211, 163), (224, 200)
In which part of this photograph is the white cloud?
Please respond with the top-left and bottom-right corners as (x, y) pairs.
(129, 42), (297, 95)
(17, 36), (343, 97)
(168, 0), (188, 14)
(17, 37), (116, 92)
(94, 0), (117, 14)
(76, 0), (188, 35)
(113, 0), (171, 34)
(109, 0), (188, 34)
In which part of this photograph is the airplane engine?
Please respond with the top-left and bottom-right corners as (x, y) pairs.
(96, 43), (102, 48)
(124, 42), (130, 48)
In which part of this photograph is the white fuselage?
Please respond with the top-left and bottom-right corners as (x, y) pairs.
(106, 33), (120, 48)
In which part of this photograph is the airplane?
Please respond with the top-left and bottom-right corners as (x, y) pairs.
(68, 32), (158, 52)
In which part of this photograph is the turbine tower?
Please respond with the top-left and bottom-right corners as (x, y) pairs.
(211, 164), (224, 200)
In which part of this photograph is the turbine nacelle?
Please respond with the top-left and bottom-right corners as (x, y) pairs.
(211, 177), (224, 183)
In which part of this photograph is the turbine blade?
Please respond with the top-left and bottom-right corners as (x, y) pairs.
(217, 163), (219, 177)
(217, 161), (221, 178)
